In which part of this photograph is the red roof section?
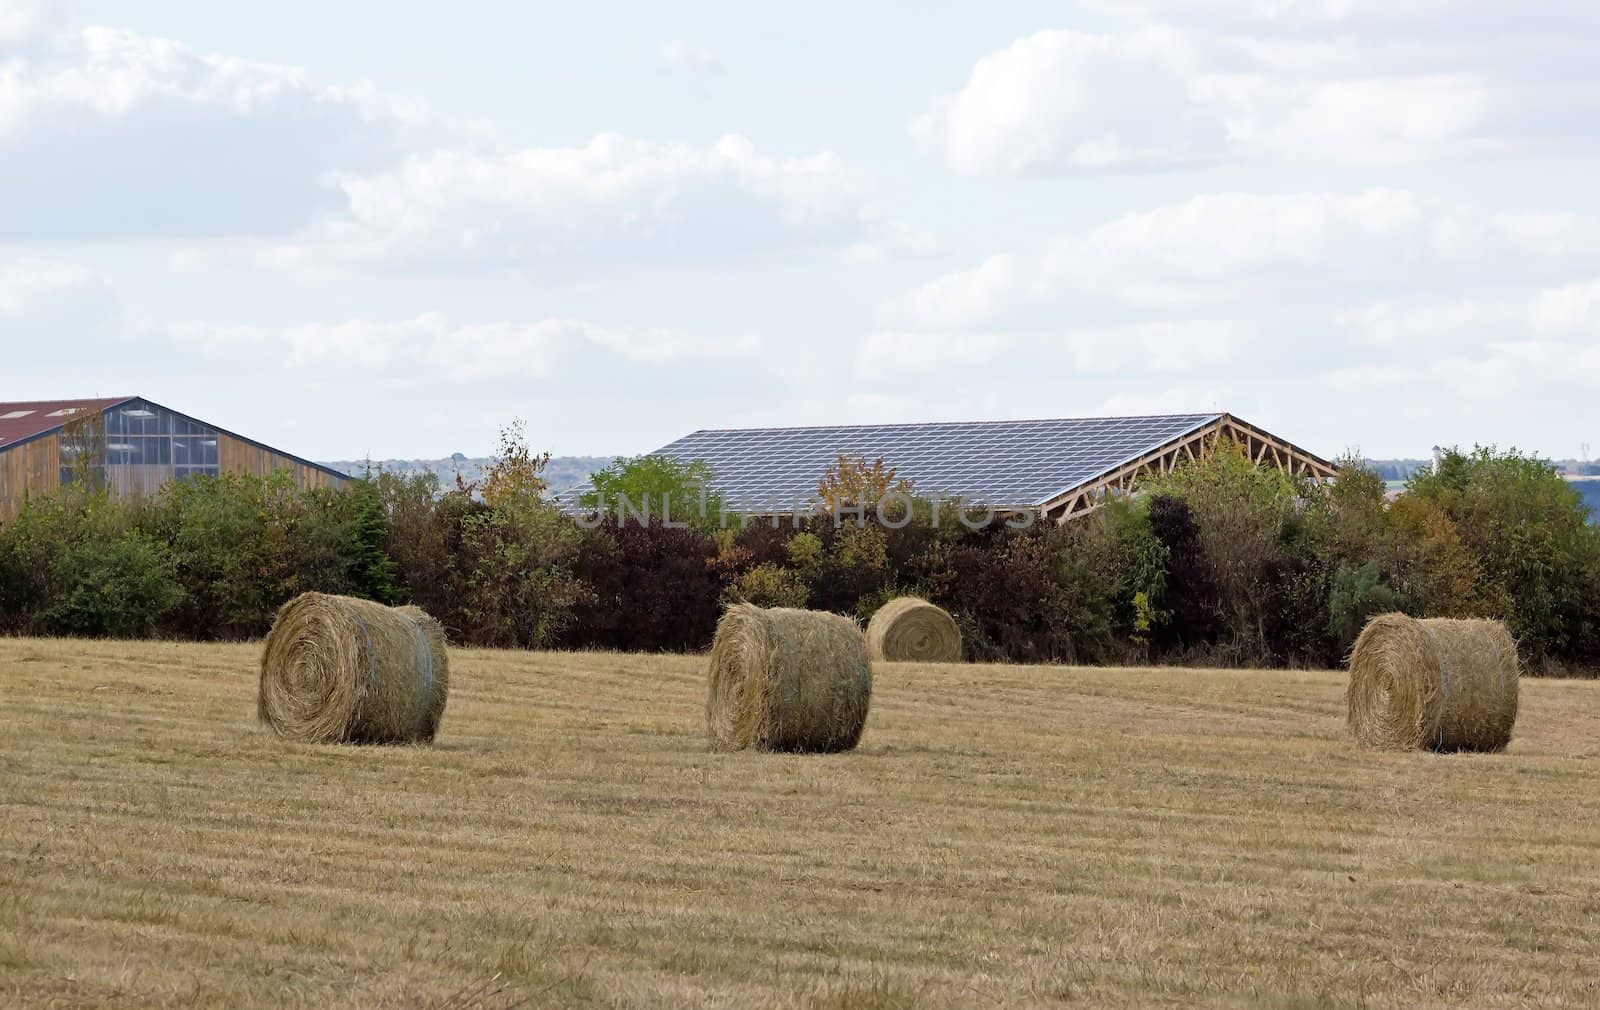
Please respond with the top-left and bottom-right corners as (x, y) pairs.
(0, 397), (133, 450)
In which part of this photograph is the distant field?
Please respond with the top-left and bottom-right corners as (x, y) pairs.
(5, 642), (1600, 1009)
(1571, 477), (1600, 519)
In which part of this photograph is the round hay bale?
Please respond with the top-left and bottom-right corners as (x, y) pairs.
(706, 604), (871, 753)
(866, 596), (962, 663)
(259, 592), (449, 745)
(1346, 613), (1518, 752)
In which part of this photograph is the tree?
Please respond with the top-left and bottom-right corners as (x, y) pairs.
(1408, 447), (1600, 668)
(456, 500), (587, 649)
(1374, 495), (1480, 619)
(1093, 499), (1169, 654)
(1144, 439), (1309, 662)
(815, 455), (913, 514)
(1144, 493), (1223, 654)
(480, 419), (551, 509)
(375, 469), (480, 622)
(338, 478), (401, 605)
(578, 455), (726, 533)
(58, 408), (108, 493)
(448, 421), (590, 648)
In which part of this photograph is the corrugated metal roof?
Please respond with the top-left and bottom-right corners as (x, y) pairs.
(654, 413), (1225, 511)
(0, 396), (133, 449)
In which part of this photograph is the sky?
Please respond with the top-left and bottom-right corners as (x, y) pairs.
(2, 1), (1599, 462)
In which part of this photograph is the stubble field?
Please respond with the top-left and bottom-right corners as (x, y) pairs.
(4, 638), (1600, 1008)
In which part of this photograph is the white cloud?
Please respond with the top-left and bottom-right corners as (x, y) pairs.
(0, 11), (890, 274)
(1100, 385), (1225, 418)
(1223, 75), (1509, 164)
(582, 323), (759, 363)
(853, 318), (1251, 396)
(866, 185), (1600, 457)
(1337, 300), (1504, 346)
(0, 259), (120, 354)
(1076, 188), (1422, 277)
(0, 258), (97, 314)
(244, 133), (867, 271)
(0, 20), (435, 239)
(891, 254), (1024, 330)
(163, 312), (757, 383)
(0, 0), (52, 46)
(1050, 320), (1254, 372)
(1486, 339), (1600, 377)
(856, 330), (1011, 376)
(659, 42), (724, 77)
(0, 14), (876, 265)
(1531, 279), (1600, 332)
(895, 188), (1437, 328)
(915, 10), (1600, 174)
(910, 28), (1223, 175)
(1330, 339), (1600, 401)
(894, 189), (1600, 332)
(1081, 2), (1600, 34)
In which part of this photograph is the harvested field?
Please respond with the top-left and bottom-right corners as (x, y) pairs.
(4, 639), (1600, 1008)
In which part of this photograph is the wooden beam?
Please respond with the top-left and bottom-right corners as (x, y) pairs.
(1039, 414), (1336, 522)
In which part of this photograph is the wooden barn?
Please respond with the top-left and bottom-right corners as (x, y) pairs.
(0, 396), (349, 519)
(654, 412), (1337, 523)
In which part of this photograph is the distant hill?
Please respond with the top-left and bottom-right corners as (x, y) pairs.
(1364, 459), (1432, 481)
(323, 455), (614, 498)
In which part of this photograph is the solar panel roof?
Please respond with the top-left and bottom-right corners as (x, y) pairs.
(653, 413), (1224, 511)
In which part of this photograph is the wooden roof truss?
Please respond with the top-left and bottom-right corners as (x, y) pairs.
(1039, 414), (1338, 523)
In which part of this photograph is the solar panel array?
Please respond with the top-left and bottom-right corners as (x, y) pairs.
(653, 413), (1223, 511)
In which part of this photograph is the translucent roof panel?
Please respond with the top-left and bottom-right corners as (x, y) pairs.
(654, 413), (1223, 511)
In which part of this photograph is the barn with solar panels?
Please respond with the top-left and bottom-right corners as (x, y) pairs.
(654, 412), (1335, 522)
(0, 396), (349, 519)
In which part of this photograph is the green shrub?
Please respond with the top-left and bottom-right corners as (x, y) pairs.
(457, 499), (587, 649)
(723, 562), (810, 609)
(0, 492), (75, 630)
(1327, 561), (1402, 648)
(800, 520), (893, 618)
(0, 490), (180, 638)
(938, 525), (1108, 664)
(142, 472), (394, 640)
(39, 531), (181, 638)
(1093, 500), (1170, 651)
(786, 532), (824, 569)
